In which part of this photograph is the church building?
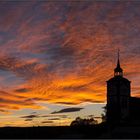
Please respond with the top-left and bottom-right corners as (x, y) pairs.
(106, 51), (140, 125)
(106, 51), (130, 124)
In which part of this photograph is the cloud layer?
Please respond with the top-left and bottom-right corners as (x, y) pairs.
(51, 107), (83, 114)
(0, 1), (140, 114)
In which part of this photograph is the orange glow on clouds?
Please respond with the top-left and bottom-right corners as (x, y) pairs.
(0, 1), (139, 124)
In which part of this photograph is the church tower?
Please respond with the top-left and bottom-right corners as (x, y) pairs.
(106, 50), (131, 124)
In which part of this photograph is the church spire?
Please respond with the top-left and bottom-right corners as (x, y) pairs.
(114, 49), (123, 77)
(117, 49), (120, 67)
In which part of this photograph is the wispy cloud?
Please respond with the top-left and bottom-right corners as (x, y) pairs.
(41, 121), (53, 124)
(24, 118), (33, 121)
(51, 107), (83, 114)
(41, 114), (68, 118)
(0, 1), (139, 115)
(21, 114), (40, 119)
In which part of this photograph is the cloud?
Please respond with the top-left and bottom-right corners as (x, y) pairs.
(14, 88), (31, 93)
(51, 107), (84, 114)
(54, 102), (78, 105)
(31, 111), (37, 114)
(0, 1), (139, 117)
(24, 118), (33, 121)
(0, 90), (42, 113)
(41, 121), (53, 124)
(21, 114), (39, 119)
(0, 109), (10, 114)
(48, 118), (60, 120)
(41, 114), (68, 118)
(21, 113), (67, 121)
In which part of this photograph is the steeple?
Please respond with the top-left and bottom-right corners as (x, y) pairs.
(114, 49), (123, 77)
(107, 49), (131, 124)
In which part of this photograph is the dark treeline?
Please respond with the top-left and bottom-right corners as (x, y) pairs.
(0, 123), (107, 139)
(1, 121), (140, 138)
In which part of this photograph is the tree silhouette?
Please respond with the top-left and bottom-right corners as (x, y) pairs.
(101, 106), (107, 123)
(70, 116), (98, 126)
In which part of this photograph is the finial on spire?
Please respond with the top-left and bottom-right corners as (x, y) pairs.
(118, 48), (120, 61)
(117, 48), (120, 67)
(114, 48), (123, 77)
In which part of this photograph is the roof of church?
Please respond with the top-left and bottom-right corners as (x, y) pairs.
(130, 97), (140, 104)
(114, 59), (123, 72)
(107, 50), (130, 83)
(130, 97), (140, 119)
(107, 76), (130, 83)
(114, 49), (123, 72)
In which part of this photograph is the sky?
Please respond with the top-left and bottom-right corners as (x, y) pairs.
(0, 0), (140, 127)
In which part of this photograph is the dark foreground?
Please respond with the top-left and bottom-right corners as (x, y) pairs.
(0, 124), (107, 139)
(1, 123), (140, 139)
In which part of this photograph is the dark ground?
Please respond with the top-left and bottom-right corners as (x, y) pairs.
(0, 123), (107, 139)
(1, 123), (140, 139)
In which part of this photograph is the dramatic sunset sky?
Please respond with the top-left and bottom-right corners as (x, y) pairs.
(0, 1), (140, 127)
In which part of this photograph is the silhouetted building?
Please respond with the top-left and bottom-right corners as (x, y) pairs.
(106, 51), (131, 124)
(129, 97), (140, 123)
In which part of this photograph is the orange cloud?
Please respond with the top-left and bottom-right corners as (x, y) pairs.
(0, 1), (139, 117)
